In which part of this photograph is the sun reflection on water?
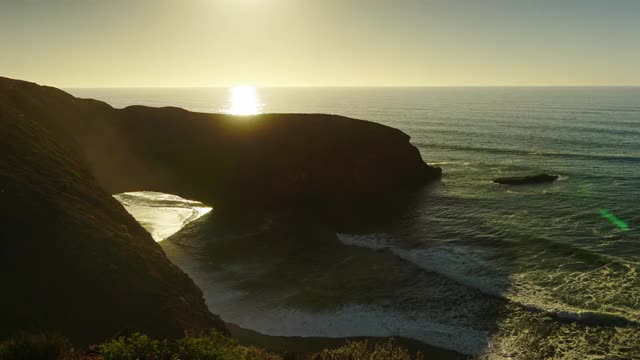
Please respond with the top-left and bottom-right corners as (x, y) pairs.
(225, 85), (263, 115)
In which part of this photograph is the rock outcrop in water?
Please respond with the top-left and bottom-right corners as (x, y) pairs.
(0, 79), (226, 345)
(0, 77), (441, 217)
(0, 76), (440, 343)
(494, 174), (558, 185)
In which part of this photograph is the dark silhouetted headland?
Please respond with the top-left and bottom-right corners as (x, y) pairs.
(0, 77), (440, 216)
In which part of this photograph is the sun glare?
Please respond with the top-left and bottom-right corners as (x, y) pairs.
(226, 85), (263, 115)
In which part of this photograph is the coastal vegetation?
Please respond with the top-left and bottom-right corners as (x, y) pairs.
(0, 332), (425, 360)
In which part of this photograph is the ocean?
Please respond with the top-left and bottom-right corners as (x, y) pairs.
(67, 87), (640, 359)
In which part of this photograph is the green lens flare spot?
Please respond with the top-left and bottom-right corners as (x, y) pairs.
(578, 184), (593, 197)
(599, 209), (629, 231)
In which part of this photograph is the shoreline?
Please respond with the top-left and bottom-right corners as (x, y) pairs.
(227, 322), (467, 360)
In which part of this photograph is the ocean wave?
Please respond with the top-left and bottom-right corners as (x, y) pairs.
(336, 233), (640, 327)
(416, 143), (640, 163)
(419, 123), (640, 142)
(337, 233), (510, 298)
(164, 256), (491, 356)
(430, 161), (474, 166)
(224, 303), (490, 355)
(507, 273), (640, 327)
(114, 191), (208, 208)
(336, 233), (393, 250)
(114, 191), (212, 241)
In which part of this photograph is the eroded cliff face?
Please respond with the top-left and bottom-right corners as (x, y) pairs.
(0, 77), (441, 219)
(0, 81), (226, 345)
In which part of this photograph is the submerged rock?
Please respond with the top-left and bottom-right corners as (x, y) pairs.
(494, 174), (559, 185)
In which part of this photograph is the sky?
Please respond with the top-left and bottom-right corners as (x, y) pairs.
(1, 0), (640, 87)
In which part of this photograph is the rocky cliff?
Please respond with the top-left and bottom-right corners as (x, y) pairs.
(0, 79), (226, 345)
(0, 77), (441, 217)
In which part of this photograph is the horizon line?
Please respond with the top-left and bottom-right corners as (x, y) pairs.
(62, 84), (640, 89)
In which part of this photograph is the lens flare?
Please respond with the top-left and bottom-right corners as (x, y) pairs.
(599, 209), (629, 231)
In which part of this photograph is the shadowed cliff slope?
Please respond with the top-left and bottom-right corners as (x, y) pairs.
(0, 84), (226, 345)
(0, 77), (441, 219)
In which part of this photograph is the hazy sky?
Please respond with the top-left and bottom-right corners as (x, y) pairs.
(2, 0), (640, 87)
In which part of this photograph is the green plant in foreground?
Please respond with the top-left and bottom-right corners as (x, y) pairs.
(99, 333), (170, 360)
(174, 332), (279, 360)
(308, 339), (423, 360)
(99, 332), (282, 360)
(0, 332), (425, 360)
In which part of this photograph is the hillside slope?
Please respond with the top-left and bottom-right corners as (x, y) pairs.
(0, 93), (226, 345)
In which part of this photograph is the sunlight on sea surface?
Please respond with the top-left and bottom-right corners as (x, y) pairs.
(225, 85), (263, 115)
(113, 191), (211, 242)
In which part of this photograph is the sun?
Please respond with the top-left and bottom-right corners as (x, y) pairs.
(226, 85), (263, 115)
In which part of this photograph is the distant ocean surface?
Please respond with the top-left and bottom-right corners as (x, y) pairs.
(67, 87), (640, 358)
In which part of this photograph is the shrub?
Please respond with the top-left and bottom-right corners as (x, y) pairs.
(0, 332), (76, 360)
(0, 331), (423, 360)
(98, 332), (282, 360)
(308, 339), (423, 360)
(175, 332), (282, 360)
(99, 333), (170, 360)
